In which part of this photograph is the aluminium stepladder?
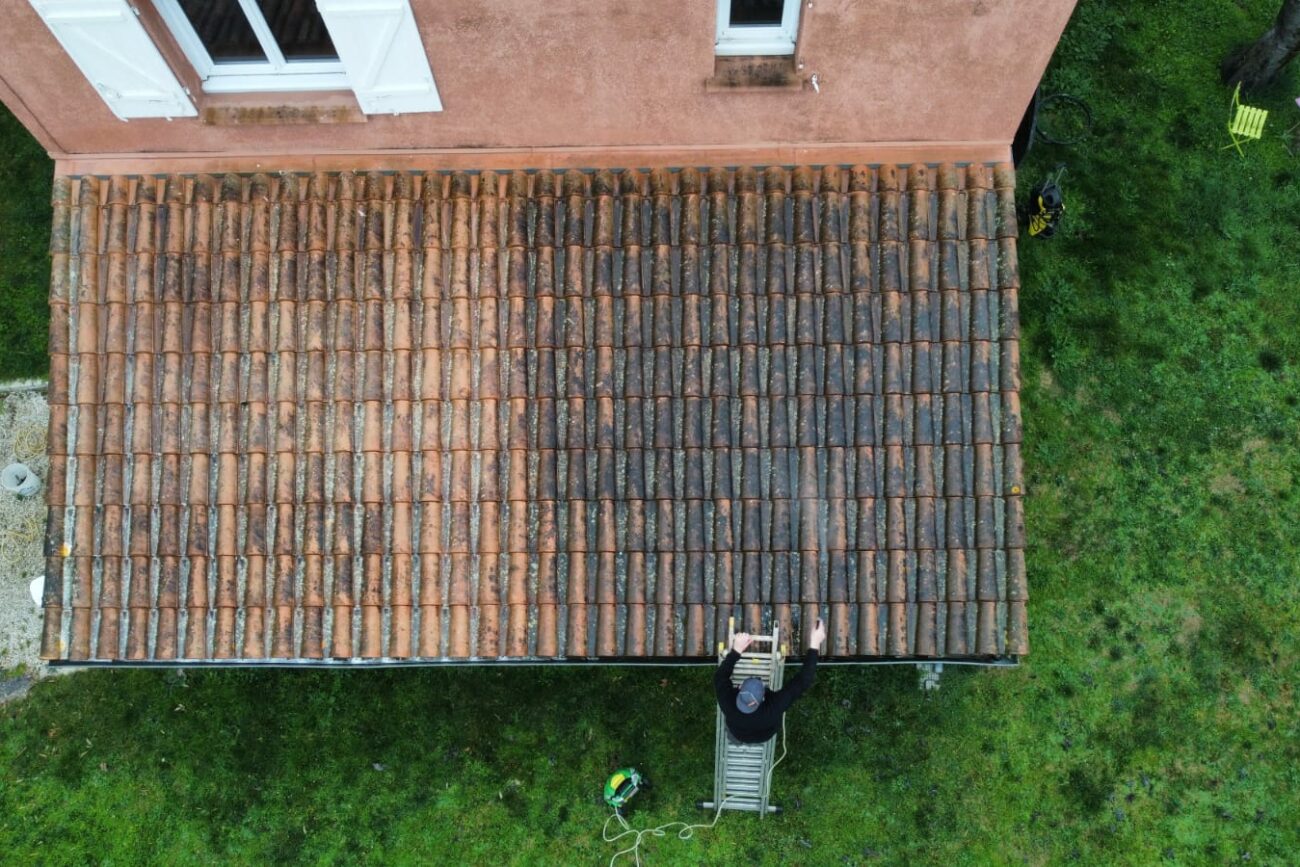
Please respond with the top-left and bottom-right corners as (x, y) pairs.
(698, 618), (785, 816)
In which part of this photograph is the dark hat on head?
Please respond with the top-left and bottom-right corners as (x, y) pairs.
(737, 677), (765, 714)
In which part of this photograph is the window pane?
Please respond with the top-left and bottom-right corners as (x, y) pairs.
(177, 0), (267, 63)
(256, 0), (339, 61)
(730, 0), (785, 26)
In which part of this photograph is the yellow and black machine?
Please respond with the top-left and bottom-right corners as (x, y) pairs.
(1027, 164), (1067, 239)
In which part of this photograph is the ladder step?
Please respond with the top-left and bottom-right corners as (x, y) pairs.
(729, 756), (768, 768)
(727, 767), (764, 778)
(726, 779), (763, 790)
(726, 778), (762, 788)
(727, 762), (766, 773)
(727, 753), (766, 764)
(721, 798), (764, 809)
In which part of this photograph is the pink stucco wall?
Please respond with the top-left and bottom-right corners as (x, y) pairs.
(1, 0), (1076, 159)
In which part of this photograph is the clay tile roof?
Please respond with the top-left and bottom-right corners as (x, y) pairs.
(41, 163), (1026, 664)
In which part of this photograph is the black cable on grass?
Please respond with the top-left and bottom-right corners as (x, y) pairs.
(1036, 93), (1094, 146)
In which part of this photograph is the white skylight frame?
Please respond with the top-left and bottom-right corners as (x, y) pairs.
(714, 0), (801, 56)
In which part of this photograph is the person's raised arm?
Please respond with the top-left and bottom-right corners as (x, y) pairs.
(767, 617), (825, 712)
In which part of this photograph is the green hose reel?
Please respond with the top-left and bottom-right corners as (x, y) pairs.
(603, 767), (644, 811)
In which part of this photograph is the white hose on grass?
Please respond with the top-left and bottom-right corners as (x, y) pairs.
(602, 716), (788, 866)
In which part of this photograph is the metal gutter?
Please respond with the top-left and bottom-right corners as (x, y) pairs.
(49, 656), (1020, 669)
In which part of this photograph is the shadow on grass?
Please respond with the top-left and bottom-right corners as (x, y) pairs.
(0, 104), (53, 380)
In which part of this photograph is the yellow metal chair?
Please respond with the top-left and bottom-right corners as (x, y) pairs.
(1223, 82), (1268, 156)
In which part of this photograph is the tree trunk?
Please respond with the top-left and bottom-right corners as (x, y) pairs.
(1221, 0), (1300, 92)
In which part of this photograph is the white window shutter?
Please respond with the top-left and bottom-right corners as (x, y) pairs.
(28, 0), (195, 120)
(317, 0), (442, 115)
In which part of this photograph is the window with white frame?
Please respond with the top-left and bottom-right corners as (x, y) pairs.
(715, 0), (801, 56)
(153, 0), (349, 92)
(29, 0), (441, 117)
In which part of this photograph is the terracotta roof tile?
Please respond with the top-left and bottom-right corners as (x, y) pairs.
(44, 164), (1027, 663)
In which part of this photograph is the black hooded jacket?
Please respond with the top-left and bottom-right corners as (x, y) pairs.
(714, 648), (819, 743)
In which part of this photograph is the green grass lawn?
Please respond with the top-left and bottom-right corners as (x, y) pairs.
(3, 0), (1299, 863)
(0, 103), (52, 381)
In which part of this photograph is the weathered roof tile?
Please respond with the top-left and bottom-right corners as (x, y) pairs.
(44, 164), (1026, 663)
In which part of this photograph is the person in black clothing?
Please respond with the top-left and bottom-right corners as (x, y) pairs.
(714, 614), (826, 744)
